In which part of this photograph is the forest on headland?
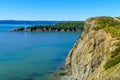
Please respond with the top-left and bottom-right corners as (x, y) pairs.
(13, 21), (84, 32)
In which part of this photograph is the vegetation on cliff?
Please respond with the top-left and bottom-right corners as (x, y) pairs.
(13, 21), (84, 32)
(104, 41), (120, 70)
(88, 16), (120, 70)
(92, 16), (120, 37)
(62, 16), (120, 80)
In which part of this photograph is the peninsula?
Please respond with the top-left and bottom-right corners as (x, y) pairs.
(12, 21), (84, 32)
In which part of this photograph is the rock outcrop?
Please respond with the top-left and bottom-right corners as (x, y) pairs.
(12, 27), (25, 32)
(62, 16), (120, 80)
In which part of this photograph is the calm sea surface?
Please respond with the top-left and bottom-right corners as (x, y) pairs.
(0, 24), (81, 80)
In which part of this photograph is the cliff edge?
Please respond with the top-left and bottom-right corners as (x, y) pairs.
(62, 16), (120, 80)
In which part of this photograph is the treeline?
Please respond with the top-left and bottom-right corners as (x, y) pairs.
(13, 21), (84, 32)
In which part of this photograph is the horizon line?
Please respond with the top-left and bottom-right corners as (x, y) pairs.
(0, 19), (85, 21)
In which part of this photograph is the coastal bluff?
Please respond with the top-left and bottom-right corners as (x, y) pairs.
(61, 16), (120, 80)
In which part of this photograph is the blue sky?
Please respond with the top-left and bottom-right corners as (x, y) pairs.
(0, 0), (120, 20)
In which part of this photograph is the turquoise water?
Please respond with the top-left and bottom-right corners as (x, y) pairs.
(0, 24), (81, 80)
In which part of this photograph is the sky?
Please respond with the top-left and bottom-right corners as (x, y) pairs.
(0, 0), (120, 21)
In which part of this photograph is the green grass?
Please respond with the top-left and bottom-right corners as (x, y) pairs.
(110, 42), (120, 58)
(105, 26), (120, 38)
(104, 41), (120, 70)
(93, 16), (120, 37)
(104, 55), (120, 70)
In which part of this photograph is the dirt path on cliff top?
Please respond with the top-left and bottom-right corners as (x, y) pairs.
(112, 17), (120, 22)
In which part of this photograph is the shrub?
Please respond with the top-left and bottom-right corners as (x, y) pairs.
(104, 41), (120, 70)
(104, 56), (120, 70)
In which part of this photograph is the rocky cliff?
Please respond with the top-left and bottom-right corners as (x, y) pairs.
(62, 16), (120, 80)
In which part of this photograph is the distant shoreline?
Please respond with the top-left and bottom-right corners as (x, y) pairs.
(12, 22), (84, 32)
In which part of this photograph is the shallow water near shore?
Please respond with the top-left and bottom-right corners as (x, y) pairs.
(0, 24), (81, 80)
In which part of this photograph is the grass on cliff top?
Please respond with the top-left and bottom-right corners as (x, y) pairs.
(92, 16), (120, 37)
(90, 16), (120, 70)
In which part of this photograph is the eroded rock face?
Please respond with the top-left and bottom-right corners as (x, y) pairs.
(63, 17), (120, 80)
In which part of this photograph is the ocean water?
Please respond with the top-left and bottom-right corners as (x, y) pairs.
(0, 24), (33, 32)
(0, 24), (81, 80)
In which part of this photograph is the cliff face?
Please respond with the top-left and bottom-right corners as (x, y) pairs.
(63, 17), (120, 80)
